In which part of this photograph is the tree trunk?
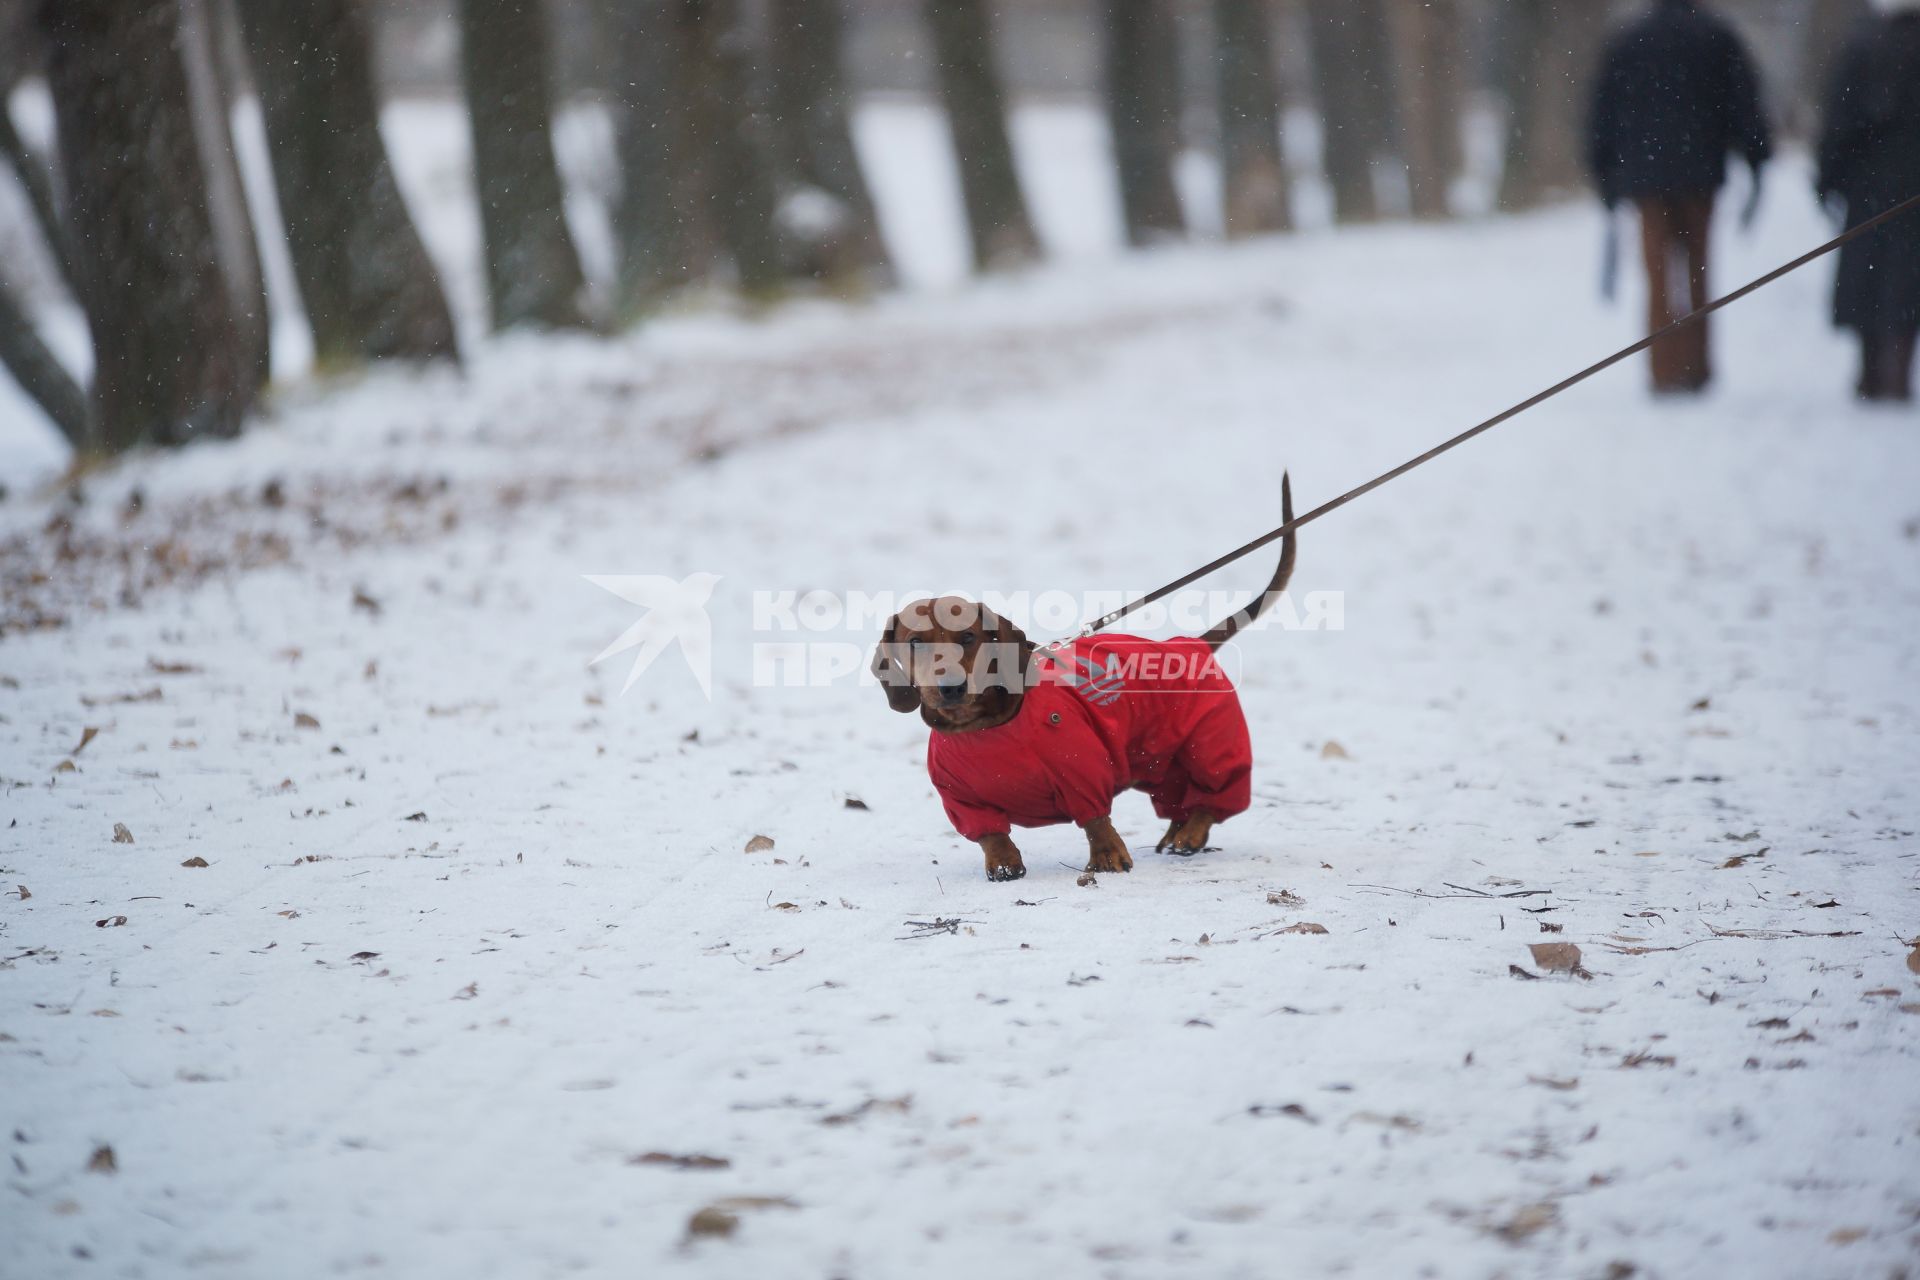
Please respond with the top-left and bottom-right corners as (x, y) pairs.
(179, 0), (271, 386)
(1387, 0), (1462, 220)
(679, 0), (783, 295)
(766, 0), (890, 283)
(1496, 0), (1610, 211)
(234, 0), (458, 365)
(41, 0), (250, 453)
(922, 0), (1040, 271)
(1102, 0), (1186, 245)
(0, 276), (87, 447)
(0, 90), (79, 297)
(605, 0), (715, 311)
(1305, 0), (1398, 223)
(1796, 0), (1868, 138)
(459, 0), (594, 330)
(1214, 0), (1290, 236)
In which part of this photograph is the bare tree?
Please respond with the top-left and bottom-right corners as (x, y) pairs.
(460, 0), (594, 330)
(1305, 0), (1398, 223)
(1215, 0), (1291, 236)
(0, 21), (77, 296)
(0, 276), (86, 446)
(235, 0), (458, 365)
(179, 0), (270, 385)
(922, 0), (1040, 271)
(1102, 0), (1186, 245)
(41, 0), (251, 453)
(1795, 0), (1869, 137)
(605, 0), (714, 311)
(680, 0), (783, 295)
(766, 0), (889, 283)
(1496, 0), (1610, 210)
(1387, 0), (1463, 219)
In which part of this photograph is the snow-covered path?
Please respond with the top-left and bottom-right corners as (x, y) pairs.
(4, 187), (1919, 1278)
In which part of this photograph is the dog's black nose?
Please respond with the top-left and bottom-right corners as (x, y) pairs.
(938, 681), (968, 705)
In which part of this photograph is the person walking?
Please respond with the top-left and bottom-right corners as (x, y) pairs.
(1817, 0), (1920, 403)
(1588, 0), (1772, 394)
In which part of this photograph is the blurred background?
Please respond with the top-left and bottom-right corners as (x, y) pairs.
(0, 0), (1882, 484)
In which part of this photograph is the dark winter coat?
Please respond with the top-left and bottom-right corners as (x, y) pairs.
(926, 635), (1254, 840)
(1587, 0), (1772, 204)
(1817, 13), (1920, 335)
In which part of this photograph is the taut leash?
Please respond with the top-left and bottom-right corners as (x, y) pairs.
(1076, 191), (1920, 641)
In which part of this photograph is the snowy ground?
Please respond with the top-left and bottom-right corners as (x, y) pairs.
(3, 97), (1920, 1277)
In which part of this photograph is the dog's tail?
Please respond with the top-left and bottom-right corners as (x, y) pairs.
(1201, 471), (1295, 652)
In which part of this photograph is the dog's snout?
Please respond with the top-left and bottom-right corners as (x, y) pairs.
(937, 677), (969, 704)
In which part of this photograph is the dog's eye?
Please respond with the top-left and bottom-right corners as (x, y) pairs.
(957, 632), (977, 648)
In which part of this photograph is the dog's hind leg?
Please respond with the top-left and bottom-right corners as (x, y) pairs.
(1156, 812), (1216, 854)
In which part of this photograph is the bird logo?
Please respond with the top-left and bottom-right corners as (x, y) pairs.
(585, 573), (722, 698)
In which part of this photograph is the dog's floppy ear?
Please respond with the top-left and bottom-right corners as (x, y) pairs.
(872, 613), (920, 713)
(977, 605), (1035, 692)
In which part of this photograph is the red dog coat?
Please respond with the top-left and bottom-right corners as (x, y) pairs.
(926, 634), (1254, 840)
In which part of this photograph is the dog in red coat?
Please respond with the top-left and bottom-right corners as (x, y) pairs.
(872, 476), (1296, 881)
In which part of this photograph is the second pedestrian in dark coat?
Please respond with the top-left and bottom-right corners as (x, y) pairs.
(1817, 0), (1920, 403)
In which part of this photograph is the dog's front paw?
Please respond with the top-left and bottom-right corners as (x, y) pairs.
(980, 834), (1027, 883)
(1082, 817), (1134, 874)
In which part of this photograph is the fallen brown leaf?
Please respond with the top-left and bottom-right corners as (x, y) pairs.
(1508, 964), (1542, 980)
(631, 1151), (730, 1170)
(1527, 1075), (1579, 1091)
(13, 884), (28, 901)
(1906, 945), (1920, 975)
(1266, 889), (1304, 907)
(842, 797), (869, 811)
(1076, 873), (1097, 887)
(744, 834), (775, 854)
(1319, 740), (1350, 760)
(111, 822), (134, 844)
(1276, 922), (1329, 935)
(95, 915), (128, 928)
(86, 1145), (116, 1174)
(180, 857), (209, 868)
(72, 726), (99, 755)
(294, 712), (320, 730)
(351, 587), (382, 616)
(686, 1206), (737, 1238)
(147, 658), (200, 675)
(1529, 942), (1583, 973)
(1492, 1201), (1558, 1242)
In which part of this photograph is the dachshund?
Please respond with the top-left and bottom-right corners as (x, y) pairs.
(873, 475), (1296, 881)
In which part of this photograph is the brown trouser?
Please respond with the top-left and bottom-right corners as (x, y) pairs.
(1637, 194), (1716, 393)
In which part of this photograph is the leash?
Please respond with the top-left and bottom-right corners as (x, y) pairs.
(1074, 190), (1920, 642)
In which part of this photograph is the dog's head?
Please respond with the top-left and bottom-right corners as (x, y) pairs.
(872, 596), (1034, 732)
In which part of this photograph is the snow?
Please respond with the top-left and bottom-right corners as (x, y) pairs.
(3, 99), (1920, 1277)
